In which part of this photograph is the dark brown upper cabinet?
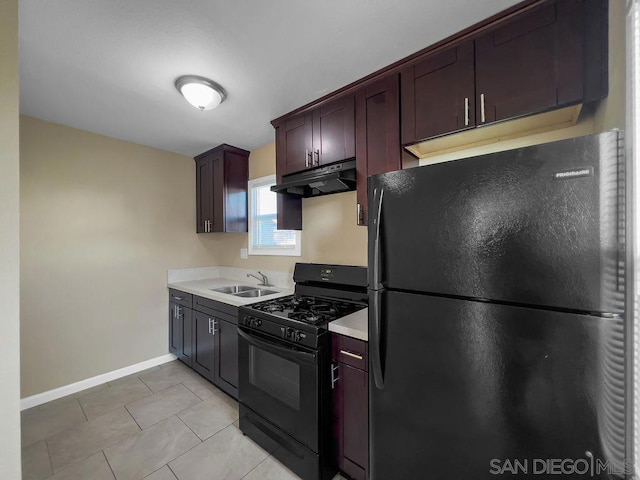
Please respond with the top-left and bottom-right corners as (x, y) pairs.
(194, 144), (249, 233)
(401, 0), (607, 146)
(355, 74), (402, 226)
(401, 41), (475, 145)
(272, 94), (355, 230)
(475, 0), (585, 125)
(275, 94), (355, 176)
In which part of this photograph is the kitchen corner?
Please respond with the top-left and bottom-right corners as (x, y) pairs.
(13, 1), (633, 480)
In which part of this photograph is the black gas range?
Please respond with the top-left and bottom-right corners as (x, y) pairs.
(240, 294), (365, 348)
(237, 263), (367, 480)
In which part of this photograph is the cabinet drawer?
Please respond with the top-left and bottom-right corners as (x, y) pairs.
(332, 334), (368, 371)
(193, 295), (238, 324)
(169, 289), (192, 308)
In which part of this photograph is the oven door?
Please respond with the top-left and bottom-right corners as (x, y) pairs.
(238, 327), (320, 452)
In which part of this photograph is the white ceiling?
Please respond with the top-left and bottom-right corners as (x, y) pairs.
(19, 0), (521, 157)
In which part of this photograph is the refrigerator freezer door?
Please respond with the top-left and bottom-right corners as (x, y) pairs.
(369, 291), (625, 480)
(368, 131), (624, 314)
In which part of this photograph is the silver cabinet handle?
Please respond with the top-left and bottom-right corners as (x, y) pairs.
(464, 97), (469, 126)
(305, 149), (310, 168)
(176, 305), (181, 318)
(480, 93), (486, 123)
(208, 318), (218, 335)
(172, 295), (183, 301)
(357, 203), (364, 225)
(314, 150), (320, 166)
(340, 350), (363, 360)
(331, 363), (339, 389)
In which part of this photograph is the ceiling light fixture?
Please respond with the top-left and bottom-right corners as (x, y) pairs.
(175, 75), (226, 111)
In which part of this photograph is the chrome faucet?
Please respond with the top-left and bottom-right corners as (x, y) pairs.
(247, 271), (272, 287)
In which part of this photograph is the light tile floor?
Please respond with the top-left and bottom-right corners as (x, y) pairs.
(21, 361), (347, 480)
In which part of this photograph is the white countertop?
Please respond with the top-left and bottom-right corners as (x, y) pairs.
(168, 277), (293, 307)
(329, 307), (368, 341)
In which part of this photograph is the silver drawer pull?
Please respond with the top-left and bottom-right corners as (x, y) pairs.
(340, 350), (363, 360)
(172, 296), (183, 301)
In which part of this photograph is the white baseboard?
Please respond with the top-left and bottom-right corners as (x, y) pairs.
(21, 353), (177, 411)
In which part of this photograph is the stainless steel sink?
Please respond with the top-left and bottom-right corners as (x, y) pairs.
(233, 289), (279, 298)
(210, 285), (257, 294)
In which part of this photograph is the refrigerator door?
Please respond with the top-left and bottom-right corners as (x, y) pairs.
(369, 290), (626, 480)
(368, 131), (624, 314)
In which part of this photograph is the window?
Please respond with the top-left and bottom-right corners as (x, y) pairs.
(248, 175), (301, 256)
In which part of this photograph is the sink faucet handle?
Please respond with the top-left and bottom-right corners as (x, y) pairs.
(257, 271), (270, 286)
(247, 271), (270, 287)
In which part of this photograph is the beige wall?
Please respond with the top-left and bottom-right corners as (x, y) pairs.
(20, 119), (366, 398)
(20, 116), (222, 397)
(0, 0), (22, 474)
(205, 143), (368, 275)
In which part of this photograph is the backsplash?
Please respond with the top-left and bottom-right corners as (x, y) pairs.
(168, 266), (294, 289)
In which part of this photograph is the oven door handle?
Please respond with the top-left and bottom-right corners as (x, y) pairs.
(238, 328), (318, 365)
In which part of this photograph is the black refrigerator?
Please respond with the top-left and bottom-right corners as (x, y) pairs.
(368, 131), (627, 479)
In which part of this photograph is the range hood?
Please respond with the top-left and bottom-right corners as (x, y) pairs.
(271, 159), (357, 197)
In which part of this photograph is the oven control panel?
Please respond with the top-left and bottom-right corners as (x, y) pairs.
(241, 315), (317, 349)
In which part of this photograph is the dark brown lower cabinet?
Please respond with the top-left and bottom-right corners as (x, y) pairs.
(332, 334), (369, 480)
(192, 311), (216, 382)
(215, 317), (239, 396)
(169, 301), (193, 367)
(168, 291), (239, 399)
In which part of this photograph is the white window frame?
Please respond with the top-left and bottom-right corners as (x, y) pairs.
(248, 174), (301, 256)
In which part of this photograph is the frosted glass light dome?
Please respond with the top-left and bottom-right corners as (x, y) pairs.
(175, 76), (226, 111)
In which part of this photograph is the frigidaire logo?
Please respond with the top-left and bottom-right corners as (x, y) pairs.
(553, 167), (593, 179)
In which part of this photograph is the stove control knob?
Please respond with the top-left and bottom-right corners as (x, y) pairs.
(293, 330), (302, 342)
(247, 317), (255, 327)
(255, 319), (262, 327)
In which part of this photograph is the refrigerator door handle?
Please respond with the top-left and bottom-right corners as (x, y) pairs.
(372, 187), (384, 289)
(370, 289), (385, 390)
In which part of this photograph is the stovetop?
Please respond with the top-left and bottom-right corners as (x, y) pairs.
(246, 294), (366, 325)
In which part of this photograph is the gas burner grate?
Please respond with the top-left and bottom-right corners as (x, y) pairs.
(248, 294), (364, 324)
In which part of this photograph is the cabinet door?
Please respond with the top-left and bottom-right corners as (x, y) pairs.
(215, 318), (238, 397)
(212, 154), (225, 232)
(341, 364), (368, 479)
(355, 75), (401, 226)
(192, 311), (215, 382)
(221, 152), (249, 233)
(195, 157), (213, 233)
(475, 0), (584, 124)
(180, 307), (193, 367)
(333, 362), (368, 480)
(279, 113), (313, 175)
(275, 123), (303, 231)
(312, 94), (355, 167)
(169, 302), (182, 358)
(401, 41), (475, 145)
